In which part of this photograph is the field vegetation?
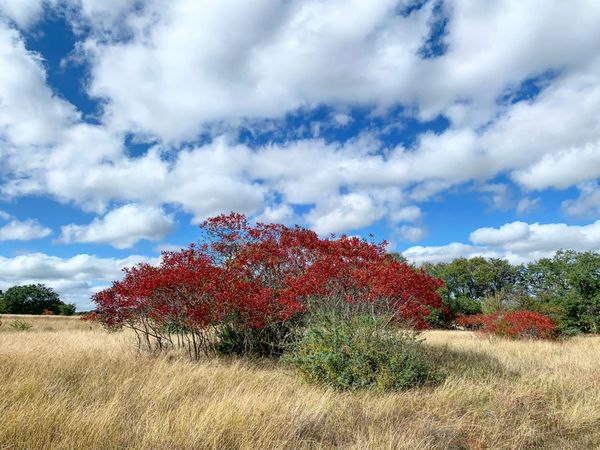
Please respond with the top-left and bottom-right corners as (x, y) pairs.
(1, 315), (599, 449)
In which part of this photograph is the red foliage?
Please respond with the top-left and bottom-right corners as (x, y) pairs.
(80, 312), (98, 321)
(41, 309), (55, 315)
(456, 310), (556, 339)
(91, 213), (443, 335)
(455, 313), (485, 330)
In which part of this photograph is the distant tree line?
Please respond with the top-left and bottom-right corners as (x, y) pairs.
(416, 250), (600, 334)
(0, 284), (76, 316)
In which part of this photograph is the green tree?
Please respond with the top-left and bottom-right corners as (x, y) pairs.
(424, 257), (520, 319)
(560, 251), (600, 333)
(0, 284), (64, 315)
(520, 250), (600, 333)
(58, 303), (77, 316)
(524, 250), (573, 300)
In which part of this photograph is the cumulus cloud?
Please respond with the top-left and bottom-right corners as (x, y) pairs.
(403, 242), (500, 265)
(70, 0), (600, 146)
(487, 63), (600, 190)
(478, 183), (511, 211)
(59, 203), (175, 249)
(390, 206), (422, 223)
(0, 218), (51, 241)
(469, 221), (531, 246)
(2, 0), (600, 256)
(0, 23), (79, 148)
(0, 252), (158, 308)
(254, 204), (296, 225)
(2, 128), (421, 231)
(0, 0), (44, 28)
(331, 112), (352, 126)
(305, 193), (385, 235)
(82, 0), (432, 142)
(562, 182), (600, 217)
(516, 197), (541, 216)
(404, 220), (600, 265)
(396, 225), (425, 243)
(562, 192), (600, 217)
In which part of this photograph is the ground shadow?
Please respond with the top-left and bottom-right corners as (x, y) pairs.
(424, 343), (517, 380)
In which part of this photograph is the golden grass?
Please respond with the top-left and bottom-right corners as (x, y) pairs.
(1, 315), (599, 449)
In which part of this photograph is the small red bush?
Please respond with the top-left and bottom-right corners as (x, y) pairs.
(80, 312), (99, 321)
(41, 309), (55, 315)
(456, 310), (556, 339)
(455, 313), (485, 330)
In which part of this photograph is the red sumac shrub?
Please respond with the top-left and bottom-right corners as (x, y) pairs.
(455, 313), (485, 330)
(456, 310), (556, 339)
(91, 213), (444, 358)
(80, 312), (98, 321)
(498, 310), (556, 339)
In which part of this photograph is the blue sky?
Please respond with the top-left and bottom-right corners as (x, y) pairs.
(1, 0), (600, 308)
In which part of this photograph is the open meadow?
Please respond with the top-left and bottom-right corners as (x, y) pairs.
(1, 314), (599, 449)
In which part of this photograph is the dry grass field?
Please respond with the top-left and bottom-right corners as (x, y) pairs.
(1, 314), (599, 449)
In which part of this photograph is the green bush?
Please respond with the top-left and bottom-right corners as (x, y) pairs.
(10, 319), (33, 331)
(58, 303), (76, 316)
(286, 314), (439, 391)
(481, 293), (504, 315)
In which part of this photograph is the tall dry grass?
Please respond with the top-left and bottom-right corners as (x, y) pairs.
(1, 315), (599, 449)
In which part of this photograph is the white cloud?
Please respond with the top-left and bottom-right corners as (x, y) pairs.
(405, 220), (600, 265)
(403, 242), (501, 265)
(562, 182), (600, 217)
(1, 129), (416, 231)
(0, 218), (51, 240)
(485, 61), (600, 190)
(0, 23), (79, 148)
(516, 197), (541, 216)
(306, 192), (384, 235)
(68, 0), (141, 32)
(82, 0), (433, 142)
(478, 183), (511, 210)
(470, 221), (531, 246)
(512, 143), (600, 190)
(60, 203), (175, 249)
(497, 222), (600, 254)
(0, 252), (158, 308)
(0, 0), (44, 28)
(331, 112), (352, 126)
(68, 0), (600, 146)
(397, 225), (425, 243)
(254, 204), (296, 225)
(2, 0), (600, 244)
(391, 205), (422, 223)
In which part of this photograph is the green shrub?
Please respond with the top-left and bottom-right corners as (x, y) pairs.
(10, 319), (33, 331)
(286, 314), (439, 391)
(58, 303), (76, 316)
(481, 293), (504, 315)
